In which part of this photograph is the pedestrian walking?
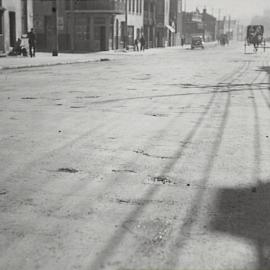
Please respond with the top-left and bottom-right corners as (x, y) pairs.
(134, 37), (139, 51)
(181, 35), (185, 47)
(140, 35), (145, 51)
(28, 28), (36, 57)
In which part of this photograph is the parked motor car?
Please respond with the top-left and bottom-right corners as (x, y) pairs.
(191, 36), (204, 50)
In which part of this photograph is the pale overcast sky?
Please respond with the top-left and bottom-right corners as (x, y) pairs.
(185, 0), (270, 24)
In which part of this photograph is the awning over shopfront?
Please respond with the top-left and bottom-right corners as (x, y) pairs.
(166, 25), (175, 33)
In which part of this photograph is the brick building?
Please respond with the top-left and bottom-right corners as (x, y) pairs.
(0, 0), (33, 53)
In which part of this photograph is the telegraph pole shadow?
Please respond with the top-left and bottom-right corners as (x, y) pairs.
(209, 182), (270, 270)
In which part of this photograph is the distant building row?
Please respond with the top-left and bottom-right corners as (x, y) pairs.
(0, 0), (245, 54)
(33, 0), (181, 52)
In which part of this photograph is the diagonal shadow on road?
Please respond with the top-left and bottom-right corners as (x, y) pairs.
(209, 182), (270, 270)
(258, 66), (270, 108)
(210, 66), (268, 270)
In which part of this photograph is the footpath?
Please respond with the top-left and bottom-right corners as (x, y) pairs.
(0, 42), (218, 71)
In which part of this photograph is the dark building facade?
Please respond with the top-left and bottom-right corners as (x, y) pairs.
(143, 0), (171, 49)
(182, 10), (203, 43)
(202, 9), (216, 42)
(182, 8), (217, 43)
(156, 0), (170, 47)
(33, 0), (125, 52)
(169, 0), (182, 46)
(143, 0), (157, 48)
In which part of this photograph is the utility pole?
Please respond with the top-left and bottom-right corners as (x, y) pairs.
(52, 0), (59, 56)
(70, 0), (75, 52)
(124, 0), (128, 50)
(228, 15), (231, 40)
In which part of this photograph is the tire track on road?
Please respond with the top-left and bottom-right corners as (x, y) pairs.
(166, 60), (254, 269)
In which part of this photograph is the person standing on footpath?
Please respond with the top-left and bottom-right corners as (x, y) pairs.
(140, 35), (145, 51)
(28, 28), (36, 57)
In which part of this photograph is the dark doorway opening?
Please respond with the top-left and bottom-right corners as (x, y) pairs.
(100, 26), (106, 51)
(9, 11), (16, 47)
(45, 15), (54, 51)
(115, 19), (119, 49)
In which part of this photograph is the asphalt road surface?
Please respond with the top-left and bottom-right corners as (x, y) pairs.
(1, 43), (270, 270)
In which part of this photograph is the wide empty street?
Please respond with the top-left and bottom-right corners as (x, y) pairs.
(1, 43), (270, 270)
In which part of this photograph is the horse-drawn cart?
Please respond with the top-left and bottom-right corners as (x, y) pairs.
(244, 25), (268, 53)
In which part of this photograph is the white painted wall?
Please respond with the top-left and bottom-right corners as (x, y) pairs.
(2, 0), (33, 52)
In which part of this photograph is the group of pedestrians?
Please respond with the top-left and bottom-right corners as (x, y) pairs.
(10, 28), (36, 57)
(134, 35), (146, 52)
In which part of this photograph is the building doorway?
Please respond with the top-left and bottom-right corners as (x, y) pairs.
(100, 26), (106, 51)
(9, 11), (16, 47)
(115, 19), (119, 49)
(44, 15), (54, 51)
(0, 11), (4, 52)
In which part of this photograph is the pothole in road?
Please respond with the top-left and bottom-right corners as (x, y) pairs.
(145, 113), (168, 117)
(116, 198), (175, 206)
(134, 149), (173, 160)
(100, 58), (110, 62)
(57, 168), (79, 173)
(0, 190), (8, 196)
(69, 91), (85, 93)
(76, 96), (100, 99)
(21, 97), (38, 100)
(146, 176), (175, 185)
(70, 106), (86, 109)
(112, 169), (136, 174)
(132, 75), (151, 81)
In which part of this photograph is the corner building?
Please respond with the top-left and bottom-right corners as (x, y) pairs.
(0, 0), (33, 53)
(33, 0), (126, 52)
